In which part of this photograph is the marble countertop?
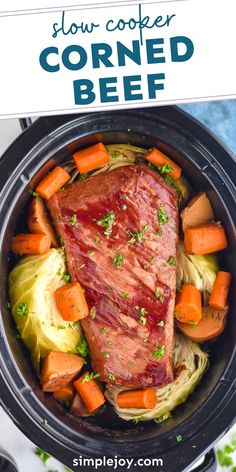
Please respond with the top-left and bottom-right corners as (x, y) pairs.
(0, 101), (235, 472)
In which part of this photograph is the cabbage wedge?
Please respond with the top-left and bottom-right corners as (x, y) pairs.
(105, 334), (208, 423)
(9, 248), (82, 373)
(177, 242), (218, 303)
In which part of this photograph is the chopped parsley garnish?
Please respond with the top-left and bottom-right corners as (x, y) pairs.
(102, 351), (110, 359)
(108, 373), (115, 381)
(108, 287), (114, 293)
(107, 340), (113, 346)
(76, 336), (89, 357)
(88, 250), (94, 256)
(130, 361), (136, 368)
(90, 307), (96, 319)
(188, 321), (197, 326)
(59, 186), (65, 192)
(132, 417), (141, 424)
(69, 214), (77, 226)
(78, 263), (85, 270)
(157, 206), (169, 226)
(100, 327), (107, 334)
(135, 306), (148, 325)
(156, 229), (163, 236)
(113, 253), (124, 268)
(93, 237), (101, 245)
(216, 436), (236, 467)
(6, 301), (11, 309)
(157, 320), (165, 328)
(126, 225), (148, 245)
(17, 303), (27, 317)
(82, 372), (100, 383)
(80, 172), (89, 180)
(73, 320), (80, 326)
(136, 231), (143, 244)
(153, 345), (165, 359)
(217, 450), (233, 467)
(126, 229), (136, 244)
(30, 190), (39, 197)
(97, 210), (116, 238)
(176, 435), (183, 443)
(57, 235), (64, 246)
(57, 267), (62, 276)
(155, 291), (164, 302)
(58, 325), (65, 330)
(164, 174), (178, 190)
(120, 292), (129, 299)
(121, 204), (127, 210)
(35, 447), (50, 465)
(111, 150), (121, 159)
(158, 163), (174, 174)
(63, 273), (71, 282)
(167, 256), (176, 266)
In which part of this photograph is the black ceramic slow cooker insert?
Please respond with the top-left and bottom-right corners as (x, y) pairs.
(0, 107), (235, 472)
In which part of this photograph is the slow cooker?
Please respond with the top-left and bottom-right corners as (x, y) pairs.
(0, 106), (235, 472)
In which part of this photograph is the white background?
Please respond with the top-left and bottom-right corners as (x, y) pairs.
(0, 0), (236, 118)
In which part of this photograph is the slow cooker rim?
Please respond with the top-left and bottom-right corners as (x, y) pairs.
(0, 106), (236, 471)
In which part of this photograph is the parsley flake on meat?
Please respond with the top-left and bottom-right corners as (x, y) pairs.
(97, 211), (116, 238)
(167, 256), (176, 266)
(126, 225), (149, 245)
(113, 253), (124, 268)
(155, 291), (164, 302)
(153, 345), (165, 359)
(157, 320), (165, 328)
(102, 351), (110, 359)
(69, 214), (77, 226)
(108, 373), (115, 381)
(157, 205), (169, 226)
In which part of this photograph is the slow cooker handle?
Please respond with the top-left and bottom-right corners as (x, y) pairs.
(19, 118), (32, 131)
(190, 450), (217, 472)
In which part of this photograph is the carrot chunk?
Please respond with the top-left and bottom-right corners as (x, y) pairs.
(36, 166), (70, 200)
(41, 351), (83, 392)
(55, 282), (89, 322)
(73, 143), (109, 174)
(12, 233), (51, 255)
(53, 383), (75, 402)
(27, 196), (58, 247)
(145, 147), (182, 181)
(74, 372), (105, 413)
(176, 305), (228, 342)
(209, 271), (232, 310)
(117, 388), (157, 409)
(175, 284), (202, 324)
(184, 222), (228, 255)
